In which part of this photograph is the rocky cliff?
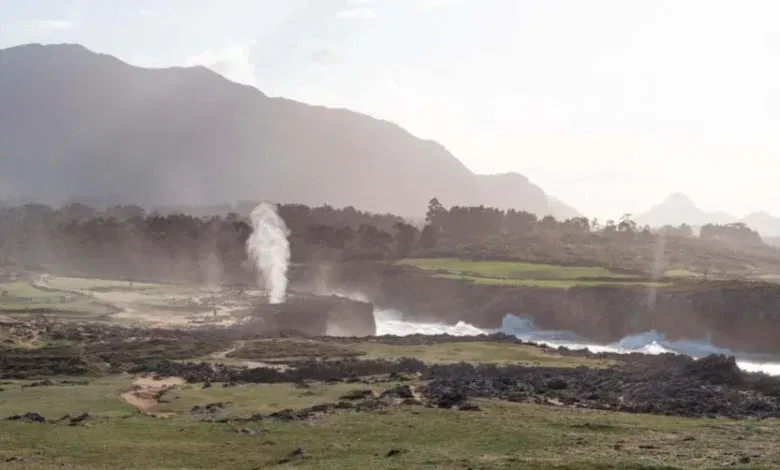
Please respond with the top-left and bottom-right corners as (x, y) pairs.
(291, 263), (780, 355)
(250, 293), (376, 337)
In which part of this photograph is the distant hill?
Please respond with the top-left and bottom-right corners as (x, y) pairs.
(546, 196), (583, 220)
(739, 212), (780, 238)
(0, 43), (578, 219)
(635, 193), (736, 228)
(635, 193), (780, 237)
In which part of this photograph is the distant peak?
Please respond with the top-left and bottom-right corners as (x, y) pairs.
(480, 172), (530, 182)
(1, 42), (91, 54)
(662, 192), (696, 207)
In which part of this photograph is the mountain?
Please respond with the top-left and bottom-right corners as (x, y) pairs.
(0, 43), (578, 219)
(634, 193), (780, 238)
(740, 212), (780, 237)
(546, 196), (584, 220)
(634, 192), (736, 228)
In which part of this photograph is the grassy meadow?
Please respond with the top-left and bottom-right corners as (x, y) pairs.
(395, 258), (679, 288)
(0, 376), (775, 469)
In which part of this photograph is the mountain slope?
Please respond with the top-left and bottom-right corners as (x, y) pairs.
(0, 43), (578, 218)
(634, 192), (736, 228)
(740, 212), (780, 237)
(546, 196), (584, 220)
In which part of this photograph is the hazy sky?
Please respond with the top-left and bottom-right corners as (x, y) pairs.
(1, 0), (779, 219)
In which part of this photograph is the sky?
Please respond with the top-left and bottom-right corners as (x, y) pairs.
(1, 0), (779, 220)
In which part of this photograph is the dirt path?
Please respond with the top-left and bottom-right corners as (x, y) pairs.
(212, 341), (245, 359)
(207, 342), (288, 370)
(119, 375), (186, 413)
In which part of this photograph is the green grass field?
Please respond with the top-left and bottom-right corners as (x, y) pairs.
(0, 271), (776, 467)
(434, 273), (671, 289)
(0, 378), (775, 469)
(0, 276), (219, 326)
(222, 338), (612, 368)
(396, 258), (634, 279)
(1, 281), (63, 299)
(43, 276), (168, 293)
(352, 341), (612, 367)
(396, 259), (675, 289)
(0, 281), (116, 317)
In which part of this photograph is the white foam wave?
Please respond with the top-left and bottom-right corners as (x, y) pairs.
(373, 310), (780, 376)
(374, 309), (487, 337)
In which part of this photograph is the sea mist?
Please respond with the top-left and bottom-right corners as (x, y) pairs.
(246, 202), (290, 303)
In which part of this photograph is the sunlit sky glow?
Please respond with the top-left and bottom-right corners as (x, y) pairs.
(1, 0), (778, 219)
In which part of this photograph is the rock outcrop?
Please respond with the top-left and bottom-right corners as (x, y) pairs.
(250, 294), (376, 337)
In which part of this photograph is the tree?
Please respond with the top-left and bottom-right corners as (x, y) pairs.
(564, 216), (590, 233)
(417, 224), (439, 249)
(425, 198), (447, 228)
(392, 222), (419, 257)
(539, 215), (558, 232)
(505, 209), (537, 235)
(617, 213), (637, 233)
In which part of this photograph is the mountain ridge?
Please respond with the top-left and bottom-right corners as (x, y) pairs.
(635, 192), (780, 237)
(0, 42), (577, 220)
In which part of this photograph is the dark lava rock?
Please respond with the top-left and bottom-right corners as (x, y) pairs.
(401, 398), (423, 406)
(8, 412), (47, 423)
(124, 345), (780, 419)
(381, 385), (415, 399)
(233, 427), (259, 435)
(25, 379), (55, 388)
(277, 447), (305, 464)
(130, 357), (428, 386)
(419, 354), (780, 419)
(61, 380), (90, 386)
(269, 409), (306, 421)
(457, 402), (481, 411)
(191, 402), (228, 414)
(68, 413), (91, 426)
(546, 378), (568, 390)
(340, 389), (375, 400)
(23, 412), (46, 423)
(388, 371), (411, 381)
(436, 391), (468, 409)
(355, 399), (388, 412)
(684, 355), (743, 386)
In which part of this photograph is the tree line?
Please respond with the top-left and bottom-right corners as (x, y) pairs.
(0, 198), (767, 284)
(0, 201), (420, 283)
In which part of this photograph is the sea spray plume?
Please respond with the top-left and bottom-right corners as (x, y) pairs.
(246, 203), (291, 303)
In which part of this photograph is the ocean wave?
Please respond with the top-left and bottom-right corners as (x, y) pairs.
(373, 310), (780, 376)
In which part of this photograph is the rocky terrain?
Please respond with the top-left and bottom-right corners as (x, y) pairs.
(2, 318), (780, 420)
(255, 294), (376, 337)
